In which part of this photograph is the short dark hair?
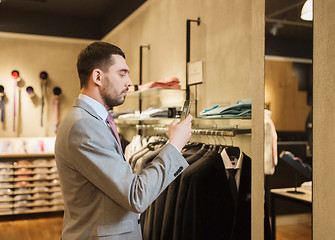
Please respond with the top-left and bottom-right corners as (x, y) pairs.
(77, 42), (125, 89)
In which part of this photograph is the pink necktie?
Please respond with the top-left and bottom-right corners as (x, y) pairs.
(106, 113), (122, 148)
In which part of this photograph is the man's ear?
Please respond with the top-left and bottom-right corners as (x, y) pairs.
(92, 69), (103, 87)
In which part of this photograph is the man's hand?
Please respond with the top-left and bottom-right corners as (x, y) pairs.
(168, 114), (193, 152)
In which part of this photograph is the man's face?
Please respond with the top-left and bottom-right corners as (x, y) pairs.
(100, 54), (132, 109)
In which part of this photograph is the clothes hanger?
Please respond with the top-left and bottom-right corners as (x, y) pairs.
(223, 136), (241, 161)
(147, 140), (166, 150)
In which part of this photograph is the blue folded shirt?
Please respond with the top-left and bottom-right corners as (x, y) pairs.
(200, 99), (251, 118)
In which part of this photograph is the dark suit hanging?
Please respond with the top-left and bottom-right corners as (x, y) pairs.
(160, 146), (210, 240)
(173, 150), (251, 240)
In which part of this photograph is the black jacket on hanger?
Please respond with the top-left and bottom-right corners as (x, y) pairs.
(160, 147), (210, 240)
(144, 144), (207, 240)
(173, 150), (251, 240)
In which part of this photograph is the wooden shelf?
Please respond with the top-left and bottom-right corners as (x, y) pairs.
(0, 198), (13, 203)
(14, 202), (63, 208)
(0, 153), (54, 159)
(13, 189), (61, 195)
(0, 164), (56, 170)
(127, 88), (185, 97)
(0, 203), (13, 208)
(13, 196), (62, 201)
(12, 207), (63, 215)
(0, 211), (13, 216)
(12, 182), (60, 188)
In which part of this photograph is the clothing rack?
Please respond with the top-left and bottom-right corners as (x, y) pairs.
(136, 124), (251, 137)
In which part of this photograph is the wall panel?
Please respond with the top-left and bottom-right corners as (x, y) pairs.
(313, 0), (335, 239)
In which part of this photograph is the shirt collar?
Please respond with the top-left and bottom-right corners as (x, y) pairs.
(78, 94), (109, 121)
(220, 148), (243, 169)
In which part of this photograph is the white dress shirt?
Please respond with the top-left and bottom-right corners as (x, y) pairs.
(221, 148), (244, 188)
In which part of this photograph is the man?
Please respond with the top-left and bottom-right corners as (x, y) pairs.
(55, 41), (192, 240)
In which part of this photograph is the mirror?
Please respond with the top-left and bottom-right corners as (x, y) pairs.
(265, 0), (313, 239)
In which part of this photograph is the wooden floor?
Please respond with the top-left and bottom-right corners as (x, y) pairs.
(0, 214), (63, 240)
(0, 215), (311, 240)
(276, 223), (312, 240)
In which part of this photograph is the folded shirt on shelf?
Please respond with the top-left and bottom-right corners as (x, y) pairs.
(139, 107), (169, 119)
(15, 168), (32, 174)
(34, 181), (50, 186)
(14, 187), (31, 193)
(0, 195), (13, 201)
(0, 175), (12, 179)
(14, 200), (29, 207)
(110, 110), (136, 119)
(49, 198), (63, 204)
(0, 202), (13, 207)
(49, 186), (61, 192)
(14, 160), (31, 166)
(0, 208), (12, 212)
(48, 159), (56, 166)
(49, 167), (58, 173)
(32, 159), (49, 166)
(116, 106), (182, 120)
(140, 77), (181, 90)
(48, 173), (59, 179)
(15, 181), (31, 187)
(200, 98), (252, 119)
(33, 174), (49, 179)
(0, 183), (13, 190)
(128, 77), (181, 93)
(33, 199), (48, 205)
(14, 207), (30, 212)
(33, 186), (49, 192)
(34, 167), (49, 173)
(0, 166), (13, 173)
(117, 112), (138, 119)
(50, 192), (62, 198)
(14, 194), (31, 200)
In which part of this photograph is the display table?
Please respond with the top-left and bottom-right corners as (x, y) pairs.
(270, 187), (312, 240)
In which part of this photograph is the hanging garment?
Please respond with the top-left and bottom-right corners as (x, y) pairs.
(124, 135), (147, 161)
(160, 146), (210, 240)
(173, 150), (251, 240)
(143, 144), (208, 240)
(264, 109), (278, 175)
(125, 135), (266, 240)
(124, 136), (170, 240)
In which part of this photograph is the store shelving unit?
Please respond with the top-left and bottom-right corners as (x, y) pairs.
(116, 86), (252, 135)
(0, 153), (63, 216)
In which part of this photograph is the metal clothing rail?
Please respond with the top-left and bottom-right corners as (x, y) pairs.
(136, 124), (251, 137)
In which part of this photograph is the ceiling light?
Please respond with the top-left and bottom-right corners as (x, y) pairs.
(301, 0), (313, 21)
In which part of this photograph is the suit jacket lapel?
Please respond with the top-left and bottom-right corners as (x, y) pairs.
(73, 98), (126, 161)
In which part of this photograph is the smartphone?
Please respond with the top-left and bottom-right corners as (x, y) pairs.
(180, 100), (191, 120)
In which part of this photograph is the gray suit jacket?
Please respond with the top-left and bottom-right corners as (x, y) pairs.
(55, 98), (188, 240)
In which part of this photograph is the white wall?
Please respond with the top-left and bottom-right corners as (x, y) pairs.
(0, 32), (93, 137)
(103, 0), (254, 115)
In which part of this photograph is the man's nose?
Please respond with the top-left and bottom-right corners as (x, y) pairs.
(127, 77), (133, 87)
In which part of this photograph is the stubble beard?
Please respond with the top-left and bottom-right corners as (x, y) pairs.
(101, 82), (125, 110)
